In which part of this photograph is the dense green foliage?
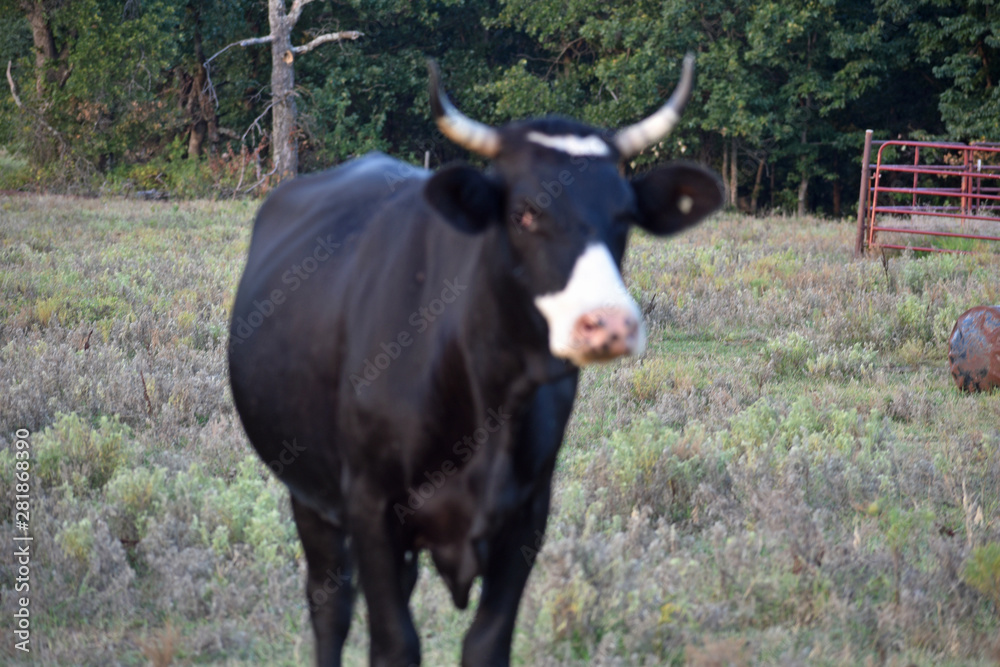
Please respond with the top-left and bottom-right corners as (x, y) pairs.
(1, 0), (998, 210)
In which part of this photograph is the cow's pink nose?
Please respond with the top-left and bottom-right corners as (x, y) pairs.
(570, 308), (640, 362)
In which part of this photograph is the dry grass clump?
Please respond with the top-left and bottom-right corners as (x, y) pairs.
(140, 620), (180, 667)
(1, 198), (999, 664)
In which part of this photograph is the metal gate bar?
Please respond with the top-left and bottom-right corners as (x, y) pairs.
(855, 136), (1000, 254)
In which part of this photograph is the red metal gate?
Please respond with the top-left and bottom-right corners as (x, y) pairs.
(854, 133), (1000, 255)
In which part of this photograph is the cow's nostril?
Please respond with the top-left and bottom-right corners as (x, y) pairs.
(578, 313), (608, 334)
(571, 308), (643, 361)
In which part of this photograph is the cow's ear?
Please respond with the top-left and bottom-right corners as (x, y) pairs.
(424, 163), (503, 234)
(631, 162), (724, 236)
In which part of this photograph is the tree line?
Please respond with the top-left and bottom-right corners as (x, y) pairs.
(1, 0), (997, 214)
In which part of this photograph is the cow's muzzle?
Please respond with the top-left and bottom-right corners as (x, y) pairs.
(570, 307), (641, 363)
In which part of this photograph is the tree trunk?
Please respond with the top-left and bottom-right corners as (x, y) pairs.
(269, 0), (297, 182)
(797, 172), (809, 217)
(831, 153), (841, 216)
(186, 8), (215, 158)
(20, 0), (58, 95)
(721, 140), (729, 207)
(188, 119), (207, 158)
(205, 1), (362, 184)
(797, 129), (808, 217)
(750, 158), (765, 215)
(770, 165), (775, 210)
(729, 137), (738, 208)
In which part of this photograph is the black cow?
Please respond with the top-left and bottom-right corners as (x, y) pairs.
(228, 55), (723, 667)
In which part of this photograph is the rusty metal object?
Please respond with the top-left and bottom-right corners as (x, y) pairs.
(948, 306), (1000, 392)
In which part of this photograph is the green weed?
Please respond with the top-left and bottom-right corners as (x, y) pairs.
(35, 412), (131, 492)
(965, 543), (1000, 612)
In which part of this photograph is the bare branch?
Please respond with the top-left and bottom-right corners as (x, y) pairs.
(204, 34), (275, 68)
(240, 163), (278, 195)
(6, 60), (22, 108)
(230, 101), (275, 195)
(203, 35), (276, 108)
(233, 135), (275, 196)
(7, 59), (96, 178)
(243, 101), (275, 144)
(291, 30), (363, 55)
(122, 0), (141, 21)
(286, 0), (318, 27)
(6, 59), (71, 151)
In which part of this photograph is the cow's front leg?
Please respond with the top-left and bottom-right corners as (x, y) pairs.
(292, 497), (355, 667)
(461, 468), (554, 667)
(349, 480), (421, 667)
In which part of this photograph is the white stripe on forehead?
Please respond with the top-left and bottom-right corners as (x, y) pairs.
(526, 131), (611, 157)
(533, 243), (645, 362)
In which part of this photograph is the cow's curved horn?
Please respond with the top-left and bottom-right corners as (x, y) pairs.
(613, 54), (695, 159)
(428, 60), (501, 158)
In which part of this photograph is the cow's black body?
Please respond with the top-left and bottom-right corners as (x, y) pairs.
(229, 61), (723, 667)
(230, 151), (583, 664)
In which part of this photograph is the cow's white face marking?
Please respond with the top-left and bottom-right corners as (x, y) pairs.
(526, 132), (611, 157)
(533, 243), (645, 364)
(678, 194), (694, 214)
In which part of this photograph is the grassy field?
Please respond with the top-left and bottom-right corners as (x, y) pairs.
(1, 193), (999, 666)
